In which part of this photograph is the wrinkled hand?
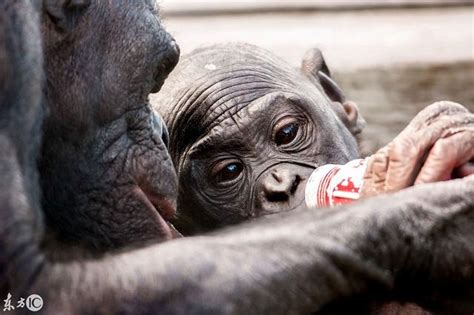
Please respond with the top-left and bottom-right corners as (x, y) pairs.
(361, 101), (474, 197)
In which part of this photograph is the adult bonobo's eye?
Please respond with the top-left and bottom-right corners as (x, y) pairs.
(273, 118), (300, 146)
(210, 160), (244, 184)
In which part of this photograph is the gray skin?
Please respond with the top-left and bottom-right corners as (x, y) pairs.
(2, 1), (474, 315)
(151, 43), (366, 234)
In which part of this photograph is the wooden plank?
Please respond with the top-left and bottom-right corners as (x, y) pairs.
(163, 7), (474, 70)
(161, 0), (474, 16)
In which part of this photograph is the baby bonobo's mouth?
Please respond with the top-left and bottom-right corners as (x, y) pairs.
(133, 185), (182, 240)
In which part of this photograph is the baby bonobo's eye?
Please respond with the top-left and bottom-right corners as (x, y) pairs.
(210, 160), (244, 184)
(273, 117), (300, 146)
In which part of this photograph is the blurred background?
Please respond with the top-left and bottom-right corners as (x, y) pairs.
(159, 0), (474, 154)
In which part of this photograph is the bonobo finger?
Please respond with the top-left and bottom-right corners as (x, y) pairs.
(385, 101), (471, 191)
(415, 130), (474, 184)
(361, 154), (376, 197)
(400, 101), (469, 134)
(361, 147), (389, 197)
(384, 113), (474, 192)
(382, 132), (423, 192)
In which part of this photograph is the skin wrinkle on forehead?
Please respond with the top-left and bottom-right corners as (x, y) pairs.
(163, 47), (300, 125)
(171, 65), (293, 126)
(169, 74), (313, 161)
(168, 80), (277, 160)
(176, 86), (287, 171)
(188, 92), (306, 159)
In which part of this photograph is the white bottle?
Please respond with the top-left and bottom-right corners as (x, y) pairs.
(305, 158), (368, 209)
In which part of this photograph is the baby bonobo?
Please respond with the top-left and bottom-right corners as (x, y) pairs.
(151, 43), (365, 234)
(152, 43), (474, 235)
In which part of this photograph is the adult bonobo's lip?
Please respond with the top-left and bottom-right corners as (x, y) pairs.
(148, 195), (182, 239)
(151, 41), (180, 93)
(133, 185), (181, 240)
(146, 194), (177, 221)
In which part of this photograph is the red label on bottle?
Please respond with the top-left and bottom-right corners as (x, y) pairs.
(305, 159), (367, 209)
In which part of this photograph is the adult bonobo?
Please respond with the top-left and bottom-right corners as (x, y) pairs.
(40, 0), (180, 250)
(151, 43), (365, 233)
(151, 43), (474, 235)
(2, 1), (474, 314)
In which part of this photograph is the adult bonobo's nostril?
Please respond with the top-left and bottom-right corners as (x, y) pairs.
(165, 40), (180, 75)
(151, 40), (180, 93)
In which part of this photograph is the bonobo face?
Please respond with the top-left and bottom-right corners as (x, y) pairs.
(183, 92), (350, 218)
(152, 43), (364, 234)
(40, 0), (180, 249)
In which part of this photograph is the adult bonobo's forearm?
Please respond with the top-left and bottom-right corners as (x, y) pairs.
(17, 176), (472, 314)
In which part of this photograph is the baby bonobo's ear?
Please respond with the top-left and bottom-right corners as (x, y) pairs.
(44, 0), (90, 32)
(301, 48), (365, 135)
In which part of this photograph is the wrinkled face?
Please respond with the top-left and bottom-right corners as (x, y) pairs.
(177, 91), (359, 232)
(40, 0), (180, 249)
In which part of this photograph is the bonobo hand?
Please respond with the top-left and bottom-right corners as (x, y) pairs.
(361, 101), (474, 197)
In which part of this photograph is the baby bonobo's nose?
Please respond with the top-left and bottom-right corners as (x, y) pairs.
(263, 169), (299, 202)
(255, 163), (314, 215)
